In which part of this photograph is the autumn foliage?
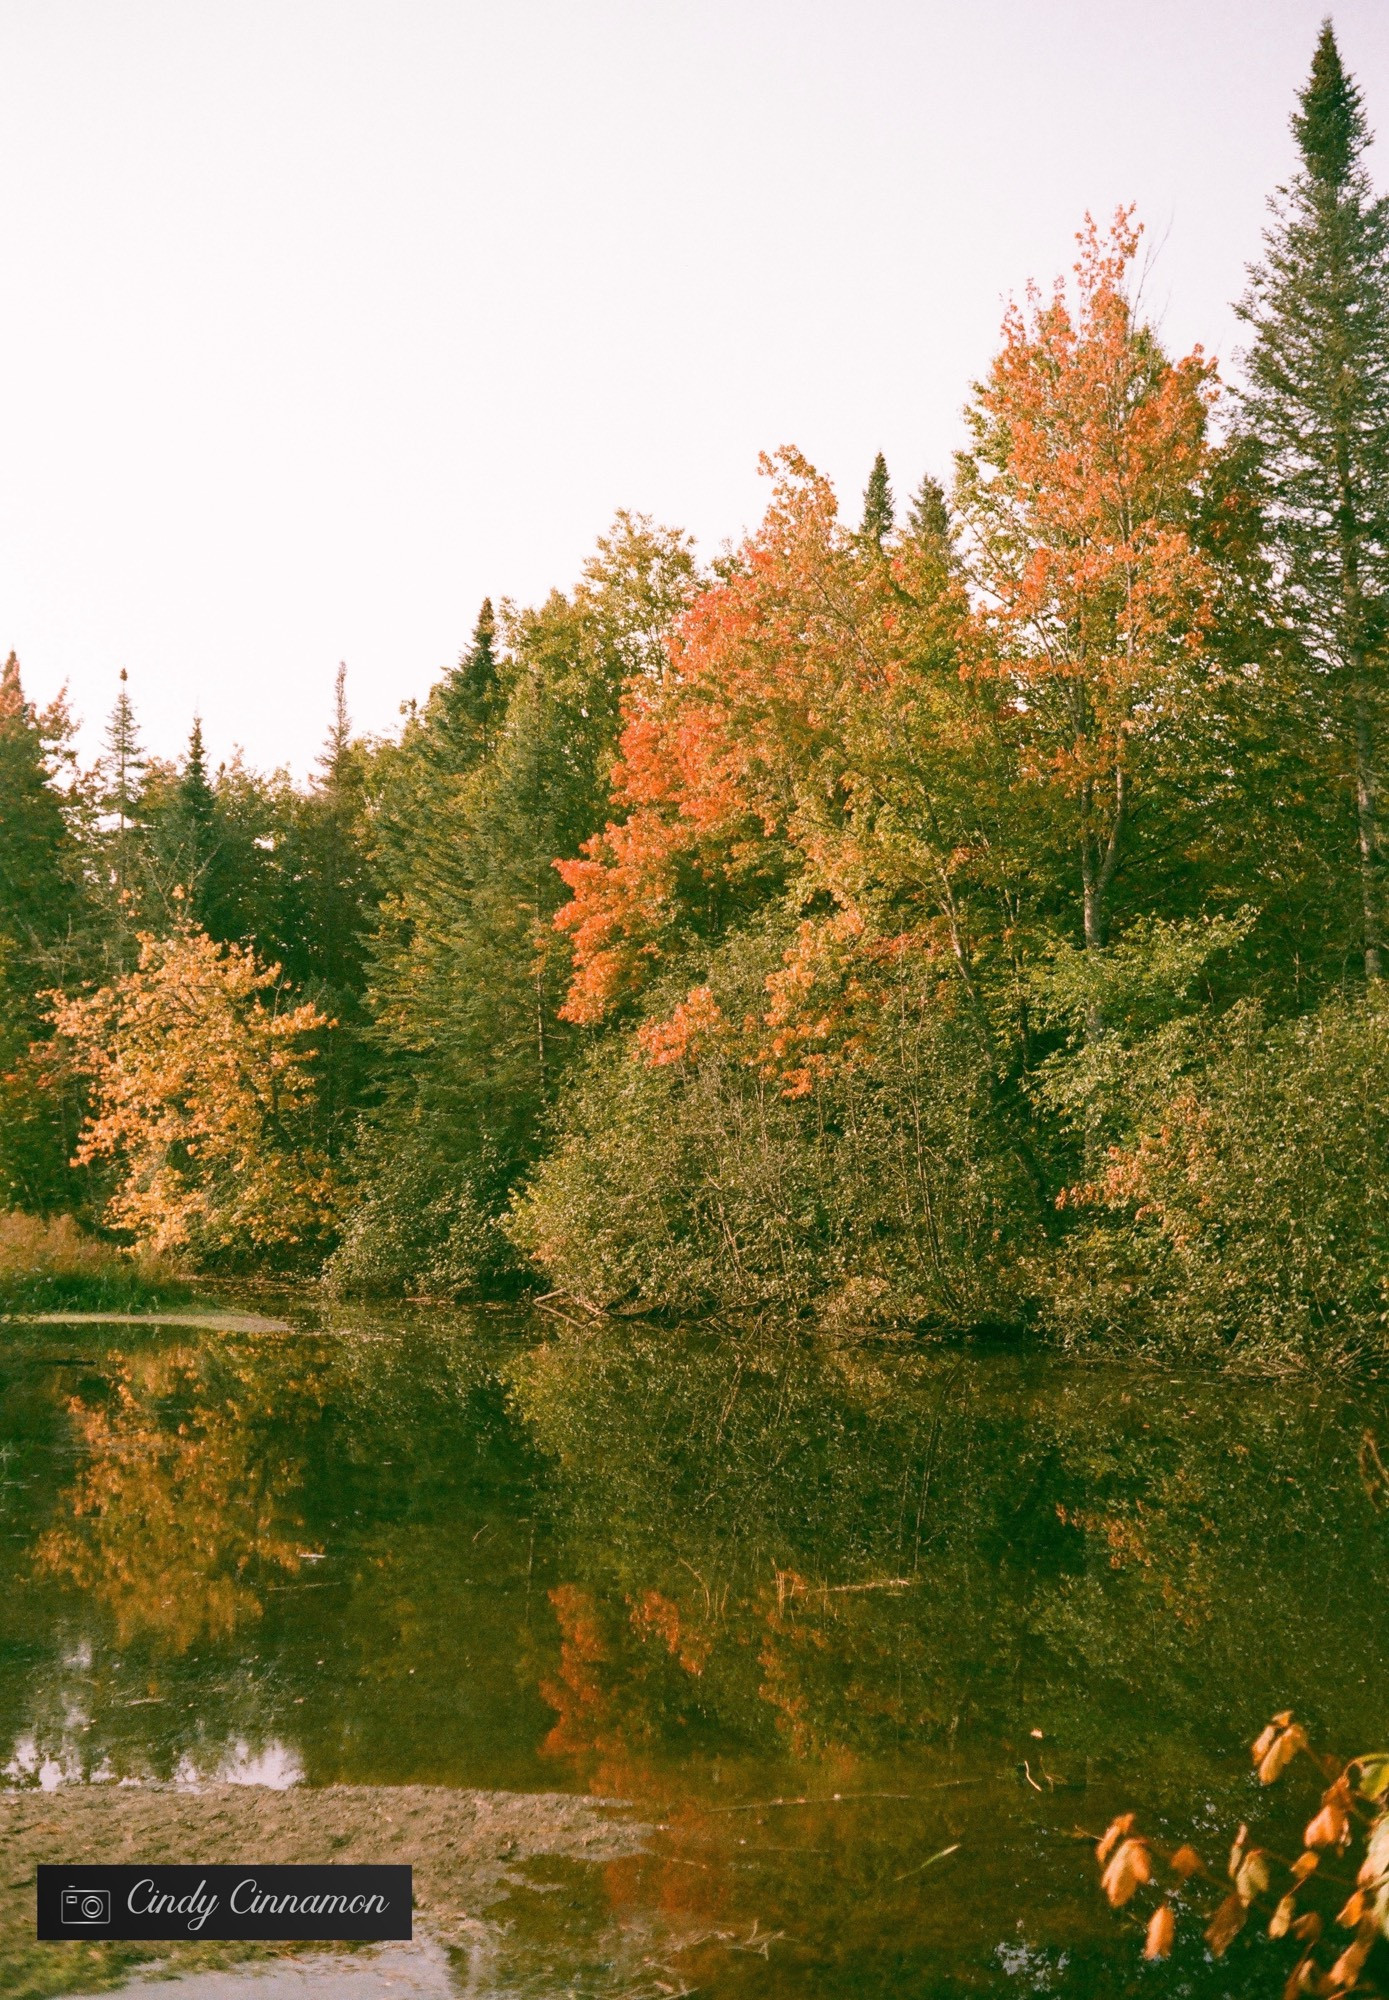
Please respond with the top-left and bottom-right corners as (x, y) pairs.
(50, 928), (336, 1264)
(1094, 1711), (1389, 1989)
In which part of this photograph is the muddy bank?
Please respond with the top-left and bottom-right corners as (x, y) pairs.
(0, 1783), (648, 2000)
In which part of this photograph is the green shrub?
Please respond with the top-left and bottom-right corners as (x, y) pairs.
(1035, 991), (1389, 1364)
(321, 1146), (519, 1299)
(509, 938), (1042, 1329)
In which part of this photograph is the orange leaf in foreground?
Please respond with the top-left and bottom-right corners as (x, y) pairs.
(1305, 1799), (1351, 1851)
(1235, 1848), (1271, 1905)
(1169, 1844), (1204, 1880)
(1205, 1892), (1248, 1957)
(1095, 1813), (1135, 1865)
(1268, 1892), (1296, 1939)
(1100, 1838), (1151, 1908)
(1328, 1929), (1373, 1988)
(1258, 1724), (1309, 1784)
(1143, 1903), (1176, 1960)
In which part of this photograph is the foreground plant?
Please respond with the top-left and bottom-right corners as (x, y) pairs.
(1094, 1713), (1389, 1990)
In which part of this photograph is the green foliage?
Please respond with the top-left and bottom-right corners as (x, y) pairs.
(510, 925), (1042, 1325)
(329, 515), (700, 1298)
(1036, 987), (1389, 1362)
(0, 657), (87, 1212)
(858, 450), (894, 546)
(1236, 21), (1389, 977)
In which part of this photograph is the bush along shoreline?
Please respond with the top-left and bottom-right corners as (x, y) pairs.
(3, 29), (1389, 1367)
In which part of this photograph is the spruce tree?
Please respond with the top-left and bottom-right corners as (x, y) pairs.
(0, 654), (84, 1208)
(860, 453), (894, 547)
(179, 717), (214, 833)
(102, 668), (145, 833)
(905, 473), (950, 551)
(0, 654), (74, 944)
(1237, 22), (1389, 978)
(435, 598), (501, 765)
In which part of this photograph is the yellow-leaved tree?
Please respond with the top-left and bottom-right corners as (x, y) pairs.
(51, 928), (337, 1264)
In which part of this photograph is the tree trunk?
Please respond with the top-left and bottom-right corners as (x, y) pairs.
(1353, 687), (1383, 981)
(1081, 767), (1126, 953)
(1338, 471), (1382, 980)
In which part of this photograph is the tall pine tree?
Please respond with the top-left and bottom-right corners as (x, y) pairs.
(859, 452), (894, 547)
(0, 655), (85, 1208)
(1237, 22), (1389, 978)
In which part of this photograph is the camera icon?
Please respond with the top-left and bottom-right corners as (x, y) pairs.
(60, 1887), (111, 1926)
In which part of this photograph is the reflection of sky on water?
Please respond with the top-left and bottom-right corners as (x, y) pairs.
(4, 1728), (303, 1792)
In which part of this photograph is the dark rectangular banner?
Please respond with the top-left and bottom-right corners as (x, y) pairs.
(36, 1865), (412, 1942)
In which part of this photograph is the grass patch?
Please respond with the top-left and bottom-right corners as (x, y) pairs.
(0, 1212), (194, 1314)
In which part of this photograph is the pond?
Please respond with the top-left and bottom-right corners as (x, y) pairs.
(2, 1306), (1387, 1997)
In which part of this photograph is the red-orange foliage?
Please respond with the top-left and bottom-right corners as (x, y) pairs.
(554, 448), (982, 1085)
(958, 210), (1217, 949)
(555, 451), (855, 1026)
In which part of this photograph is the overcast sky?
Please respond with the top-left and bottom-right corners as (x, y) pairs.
(3, 0), (1388, 777)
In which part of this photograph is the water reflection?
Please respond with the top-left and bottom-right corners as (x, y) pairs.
(34, 1344), (316, 1650)
(3, 1312), (1388, 1994)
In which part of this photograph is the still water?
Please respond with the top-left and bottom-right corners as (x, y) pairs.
(2, 1306), (1388, 1997)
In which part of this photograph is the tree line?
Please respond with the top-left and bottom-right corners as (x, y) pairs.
(2, 24), (1387, 1360)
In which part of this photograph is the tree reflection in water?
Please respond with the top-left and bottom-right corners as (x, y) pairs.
(6, 1314), (1389, 1993)
(35, 1343), (320, 1651)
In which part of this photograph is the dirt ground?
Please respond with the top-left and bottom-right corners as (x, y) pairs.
(0, 1782), (648, 2000)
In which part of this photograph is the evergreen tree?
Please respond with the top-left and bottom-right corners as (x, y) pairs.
(0, 655), (85, 1209)
(859, 452), (894, 547)
(279, 665), (377, 1143)
(332, 519), (699, 1297)
(1236, 21), (1389, 979)
(102, 669), (145, 834)
(434, 598), (501, 767)
(0, 655), (74, 945)
(179, 718), (214, 838)
(905, 473), (950, 551)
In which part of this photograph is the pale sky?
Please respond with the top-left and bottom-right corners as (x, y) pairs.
(3, 0), (1388, 777)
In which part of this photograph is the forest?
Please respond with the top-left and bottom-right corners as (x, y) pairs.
(3, 24), (1389, 1366)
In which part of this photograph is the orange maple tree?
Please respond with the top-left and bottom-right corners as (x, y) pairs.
(553, 449), (1005, 1089)
(956, 210), (1218, 952)
(50, 926), (337, 1262)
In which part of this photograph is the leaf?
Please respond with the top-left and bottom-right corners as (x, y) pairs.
(1100, 1838), (1151, 1908)
(1355, 1755), (1389, 1801)
(1144, 1902), (1176, 1960)
(1291, 1851), (1321, 1885)
(1328, 1930), (1373, 1988)
(1282, 1957), (1320, 2000)
(1095, 1812), (1135, 1865)
(1236, 1848), (1271, 1905)
(1305, 1799), (1351, 1851)
(1169, 1844), (1204, 1880)
(1259, 1724), (1309, 1784)
(1253, 1713), (1298, 1770)
(1269, 1892), (1296, 1939)
(1228, 1822), (1250, 1880)
(1206, 1891), (1248, 1956)
(1290, 1910), (1323, 1942)
(1253, 1722), (1281, 1763)
(1306, 1782), (1353, 1853)
(1336, 1889), (1365, 1928)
